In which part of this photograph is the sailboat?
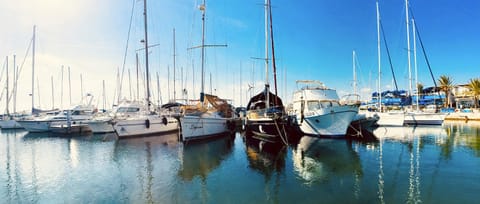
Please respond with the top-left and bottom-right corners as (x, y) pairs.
(112, 0), (179, 138)
(0, 56), (23, 129)
(365, 1), (405, 126)
(179, 0), (234, 141)
(403, 0), (446, 125)
(245, 0), (287, 145)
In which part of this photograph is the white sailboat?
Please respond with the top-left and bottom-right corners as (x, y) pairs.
(367, 1), (405, 126)
(291, 80), (359, 137)
(350, 50), (379, 129)
(113, 0), (179, 138)
(0, 56), (23, 129)
(179, 0), (234, 141)
(403, 3), (446, 125)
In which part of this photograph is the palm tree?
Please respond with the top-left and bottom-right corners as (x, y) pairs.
(438, 75), (454, 108)
(468, 78), (480, 109)
(416, 83), (424, 97)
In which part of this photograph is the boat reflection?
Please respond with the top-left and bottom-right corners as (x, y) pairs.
(292, 136), (362, 185)
(244, 137), (287, 178)
(178, 133), (235, 181)
(373, 123), (480, 158)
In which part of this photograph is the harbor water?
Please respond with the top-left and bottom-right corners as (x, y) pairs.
(1, 121), (479, 203)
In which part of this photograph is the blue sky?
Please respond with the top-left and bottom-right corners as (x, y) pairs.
(1, 0), (479, 112)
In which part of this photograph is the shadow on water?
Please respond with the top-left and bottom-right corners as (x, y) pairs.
(292, 136), (363, 185)
(178, 133), (235, 181)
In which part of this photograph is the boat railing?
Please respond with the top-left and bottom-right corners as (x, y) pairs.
(296, 80), (328, 90)
(247, 106), (284, 119)
(340, 94), (361, 106)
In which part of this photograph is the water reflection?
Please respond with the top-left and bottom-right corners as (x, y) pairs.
(370, 123), (480, 203)
(178, 134), (235, 181)
(113, 132), (181, 203)
(244, 138), (287, 179)
(2, 124), (479, 203)
(292, 136), (362, 186)
(444, 121), (480, 157)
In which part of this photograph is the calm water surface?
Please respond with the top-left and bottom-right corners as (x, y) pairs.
(1, 121), (479, 203)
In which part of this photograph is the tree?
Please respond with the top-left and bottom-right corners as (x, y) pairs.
(438, 75), (454, 108)
(416, 83), (424, 97)
(468, 78), (480, 109)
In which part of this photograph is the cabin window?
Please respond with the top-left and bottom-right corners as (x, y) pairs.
(127, 107), (140, 112)
(307, 101), (321, 111)
(321, 101), (331, 108)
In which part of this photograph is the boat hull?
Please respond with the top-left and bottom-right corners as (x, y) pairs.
(16, 120), (52, 132)
(114, 115), (179, 138)
(404, 112), (446, 125)
(245, 117), (287, 144)
(296, 106), (358, 137)
(180, 115), (230, 141)
(368, 112), (405, 126)
(0, 120), (23, 129)
(81, 119), (115, 133)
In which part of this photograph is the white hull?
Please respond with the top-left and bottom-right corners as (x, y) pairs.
(81, 118), (114, 133)
(404, 112), (446, 125)
(368, 112), (405, 126)
(180, 113), (229, 141)
(0, 120), (23, 129)
(16, 120), (52, 132)
(114, 115), (179, 138)
(297, 106), (358, 137)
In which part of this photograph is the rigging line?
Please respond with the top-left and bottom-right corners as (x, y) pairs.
(408, 7), (438, 89)
(15, 36), (33, 86)
(119, 0), (137, 103)
(380, 19), (399, 93)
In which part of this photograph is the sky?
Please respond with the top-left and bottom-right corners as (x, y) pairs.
(1, 0), (479, 113)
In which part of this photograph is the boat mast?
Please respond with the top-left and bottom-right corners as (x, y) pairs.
(412, 18), (419, 110)
(80, 74), (84, 104)
(405, 0), (413, 101)
(376, 1), (382, 111)
(264, 0), (270, 110)
(31, 25), (36, 113)
(200, 0), (206, 102)
(68, 66), (72, 105)
(268, 0), (278, 105)
(102, 80), (106, 111)
(173, 28), (176, 102)
(156, 72), (161, 105)
(128, 69), (132, 100)
(136, 52), (140, 101)
(13, 55), (16, 114)
(6, 56), (9, 116)
(143, 0), (151, 110)
(353, 50), (357, 96)
(51, 76), (54, 109)
(61, 65), (64, 109)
